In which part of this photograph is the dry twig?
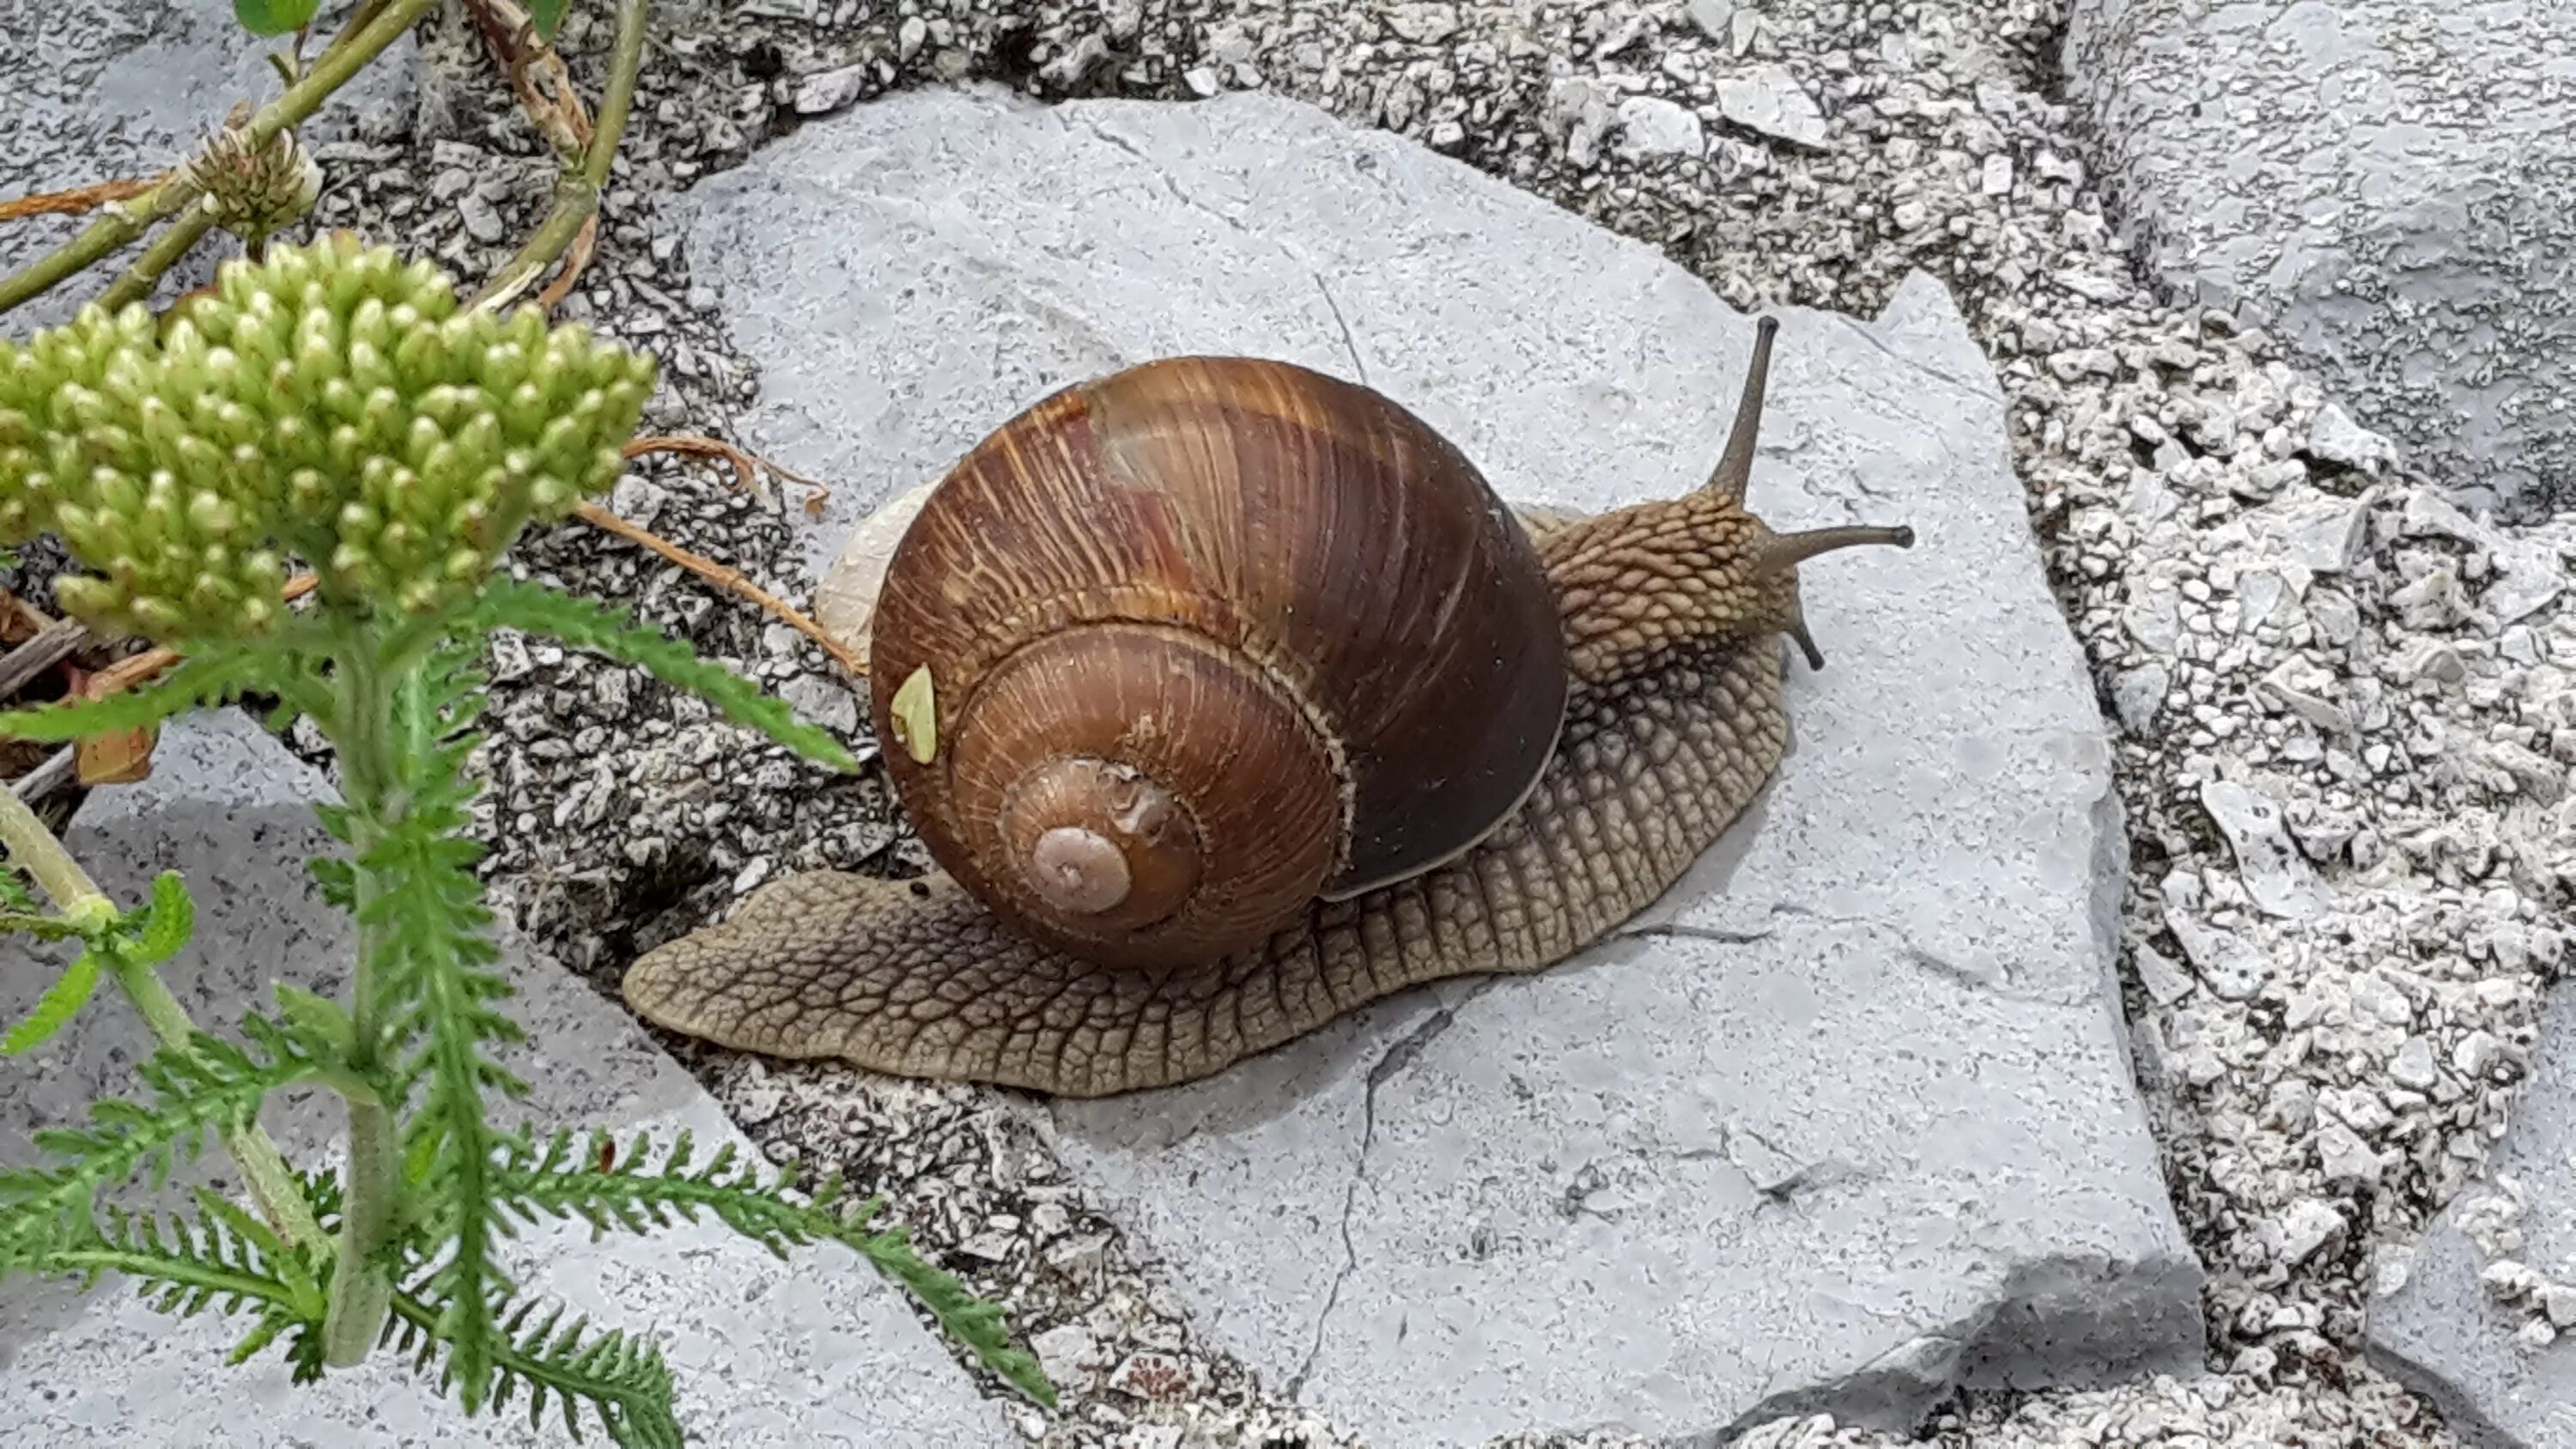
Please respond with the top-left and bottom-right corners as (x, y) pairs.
(621, 432), (835, 510)
(465, 0), (593, 154)
(461, 0), (638, 312)
(579, 440), (851, 667)
(450, 2), (860, 678)
(572, 502), (865, 678)
(0, 176), (167, 223)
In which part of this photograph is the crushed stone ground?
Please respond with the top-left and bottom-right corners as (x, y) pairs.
(97, 0), (2576, 1445)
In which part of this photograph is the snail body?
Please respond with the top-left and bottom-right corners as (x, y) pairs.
(623, 319), (1915, 1096)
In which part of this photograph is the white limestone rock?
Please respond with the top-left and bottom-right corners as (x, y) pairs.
(678, 82), (2205, 1446)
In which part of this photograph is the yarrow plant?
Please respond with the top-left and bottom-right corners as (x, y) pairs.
(0, 234), (1052, 1442)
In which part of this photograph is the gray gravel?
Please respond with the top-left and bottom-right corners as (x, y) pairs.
(5, 0), (2572, 1446)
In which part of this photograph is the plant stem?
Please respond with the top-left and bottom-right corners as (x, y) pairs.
(319, 1091), (399, 1363)
(314, 0), (396, 67)
(468, 0), (651, 312)
(0, 776), (108, 921)
(0, 0), (440, 319)
(97, 198), (218, 314)
(0, 774), (324, 1251)
(318, 636), (406, 1367)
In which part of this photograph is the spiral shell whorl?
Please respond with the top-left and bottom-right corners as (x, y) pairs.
(865, 355), (1568, 971)
(933, 622), (1346, 968)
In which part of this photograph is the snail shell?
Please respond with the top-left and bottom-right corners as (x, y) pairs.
(860, 356), (1571, 971)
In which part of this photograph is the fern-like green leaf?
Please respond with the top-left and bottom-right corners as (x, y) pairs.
(464, 577), (859, 772)
(488, 1128), (1056, 1407)
(4, 1184), (332, 1382)
(488, 1126), (860, 1255)
(0, 943), (106, 1056)
(1, 872), (197, 1055)
(0, 1019), (328, 1263)
(386, 1283), (683, 1449)
(0, 648), (264, 742)
(272, 983), (357, 1061)
(307, 855), (357, 910)
(854, 1220), (1055, 1407)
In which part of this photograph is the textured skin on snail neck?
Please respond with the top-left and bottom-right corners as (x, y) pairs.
(621, 502), (1793, 1097)
(1543, 488), (1771, 685)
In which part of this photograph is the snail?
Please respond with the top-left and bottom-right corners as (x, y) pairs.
(621, 317), (1915, 1098)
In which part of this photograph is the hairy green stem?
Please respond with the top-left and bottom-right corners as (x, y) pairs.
(0, 778), (109, 923)
(319, 1093), (399, 1362)
(0, 0), (440, 318)
(97, 199), (220, 314)
(467, 0), (652, 312)
(0, 775), (323, 1251)
(319, 637), (406, 1366)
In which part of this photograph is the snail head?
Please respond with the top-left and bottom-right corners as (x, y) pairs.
(1703, 315), (1917, 671)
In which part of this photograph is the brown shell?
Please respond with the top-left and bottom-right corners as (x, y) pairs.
(866, 356), (1571, 969)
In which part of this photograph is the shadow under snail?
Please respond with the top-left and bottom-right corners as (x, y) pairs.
(621, 316), (1916, 1098)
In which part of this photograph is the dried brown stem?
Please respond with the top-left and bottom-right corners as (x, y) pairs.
(622, 433), (830, 514)
(623, 434), (761, 500)
(0, 176), (166, 223)
(535, 213), (598, 309)
(572, 501), (866, 678)
(462, 0), (645, 313)
(465, 0), (593, 154)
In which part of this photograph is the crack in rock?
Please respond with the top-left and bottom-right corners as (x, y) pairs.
(1289, 982), (1495, 1397)
(1305, 263), (1372, 383)
(1637, 904), (2090, 1008)
(1075, 112), (1372, 386)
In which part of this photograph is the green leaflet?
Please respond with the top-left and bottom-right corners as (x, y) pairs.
(0, 1020), (330, 1259)
(0, 946), (106, 1056)
(0, 649), (262, 743)
(233, 0), (321, 36)
(127, 872), (197, 965)
(485, 1127), (1058, 1408)
(9, 1187), (331, 1382)
(386, 1283), (684, 1449)
(1, 873), (195, 1056)
(306, 856), (356, 910)
(531, 0), (571, 42)
(855, 1221), (1057, 1408)
(270, 983), (356, 1061)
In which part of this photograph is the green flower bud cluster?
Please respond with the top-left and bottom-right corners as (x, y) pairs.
(0, 233), (658, 644)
